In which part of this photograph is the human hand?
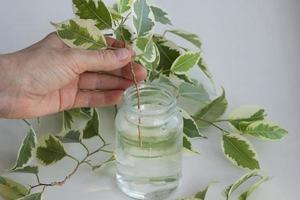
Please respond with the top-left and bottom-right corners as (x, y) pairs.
(0, 33), (147, 119)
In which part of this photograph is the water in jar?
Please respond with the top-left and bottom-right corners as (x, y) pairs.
(115, 104), (183, 200)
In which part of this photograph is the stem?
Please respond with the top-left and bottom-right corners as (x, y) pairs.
(196, 118), (230, 134)
(22, 119), (31, 127)
(29, 143), (113, 191)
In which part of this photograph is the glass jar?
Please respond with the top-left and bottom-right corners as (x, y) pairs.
(115, 83), (183, 200)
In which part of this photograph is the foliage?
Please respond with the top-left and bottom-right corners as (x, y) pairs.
(0, 0), (287, 199)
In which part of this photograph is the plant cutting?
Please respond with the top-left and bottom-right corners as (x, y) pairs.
(0, 0), (288, 200)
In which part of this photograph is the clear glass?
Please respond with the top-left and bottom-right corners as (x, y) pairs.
(115, 83), (183, 200)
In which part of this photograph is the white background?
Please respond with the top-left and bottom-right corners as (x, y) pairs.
(0, 0), (299, 199)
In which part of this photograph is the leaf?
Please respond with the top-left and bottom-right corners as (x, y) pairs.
(229, 105), (266, 132)
(115, 25), (133, 42)
(193, 88), (228, 128)
(150, 6), (172, 25)
(17, 193), (43, 200)
(133, 0), (155, 37)
(154, 36), (181, 75)
(109, 7), (123, 22)
(222, 133), (260, 170)
(82, 109), (100, 139)
(194, 185), (210, 199)
(171, 51), (201, 74)
(62, 110), (74, 130)
(175, 74), (194, 84)
(36, 135), (67, 165)
(10, 166), (39, 174)
(178, 82), (210, 102)
(72, 0), (112, 29)
(183, 136), (199, 154)
(238, 176), (269, 200)
(0, 176), (28, 200)
(183, 118), (205, 138)
(52, 19), (107, 50)
(166, 29), (202, 48)
(135, 36), (156, 62)
(11, 127), (37, 170)
(81, 107), (94, 117)
(140, 42), (160, 70)
(56, 130), (81, 143)
(245, 121), (288, 140)
(198, 57), (213, 81)
(117, 0), (133, 13)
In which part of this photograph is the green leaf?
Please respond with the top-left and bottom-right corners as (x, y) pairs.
(245, 121), (288, 140)
(194, 185), (210, 199)
(154, 36), (181, 75)
(109, 7), (123, 22)
(82, 109), (100, 139)
(238, 176), (269, 200)
(62, 110), (74, 130)
(56, 130), (81, 143)
(115, 25), (133, 42)
(166, 29), (202, 48)
(133, 0), (155, 37)
(229, 105), (266, 132)
(193, 88), (227, 128)
(117, 0), (133, 13)
(198, 57), (213, 81)
(72, 0), (112, 29)
(11, 127), (36, 170)
(183, 118), (205, 138)
(222, 133), (260, 170)
(150, 6), (172, 25)
(183, 136), (199, 154)
(224, 171), (264, 200)
(81, 107), (94, 117)
(36, 135), (67, 165)
(52, 19), (107, 50)
(135, 36), (159, 70)
(17, 193), (43, 200)
(10, 166), (39, 174)
(178, 82), (210, 102)
(171, 51), (201, 74)
(0, 176), (28, 200)
(175, 74), (194, 84)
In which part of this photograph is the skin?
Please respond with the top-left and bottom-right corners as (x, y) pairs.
(0, 33), (147, 119)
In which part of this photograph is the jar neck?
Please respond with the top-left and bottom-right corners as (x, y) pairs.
(123, 83), (177, 126)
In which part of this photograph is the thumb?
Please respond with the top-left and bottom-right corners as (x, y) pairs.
(65, 48), (133, 73)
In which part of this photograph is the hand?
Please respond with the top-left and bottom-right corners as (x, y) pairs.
(0, 33), (147, 119)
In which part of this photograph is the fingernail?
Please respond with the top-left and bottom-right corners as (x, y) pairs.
(115, 48), (130, 60)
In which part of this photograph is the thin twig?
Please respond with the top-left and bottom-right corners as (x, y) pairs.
(196, 118), (230, 134)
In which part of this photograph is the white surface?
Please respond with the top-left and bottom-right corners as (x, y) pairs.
(0, 0), (299, 199)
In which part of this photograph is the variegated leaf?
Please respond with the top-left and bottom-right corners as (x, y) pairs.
(222, 133), (260, 170)
(52, 19), (107, 50)
(36, 135), (67, 165)
(0, 176), (28, 200)
(11, 127), (37, 170)
(166, 29), (202, 48)
(150, 6), (172, 25)
(171, 51), (201, 74)
(117, 0), (133, 13)
(245, 121), (288, 140)
(133, 0), (154, 37)
(73, 0), (112, 29)
(193, 88), (227, 128)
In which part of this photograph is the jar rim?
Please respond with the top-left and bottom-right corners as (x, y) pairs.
(123, 83), (177, 116)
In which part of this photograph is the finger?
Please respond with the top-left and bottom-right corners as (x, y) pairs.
(64, 48), (133, 73)
(105, 63), (147, 81)
(78, 73), (133, 90)
(106, 37), (125, 48)
(73, 90), (124, 108)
